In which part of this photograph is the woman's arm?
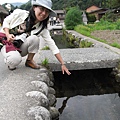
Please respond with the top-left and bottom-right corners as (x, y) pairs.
(55, 53), (71, 75)
(41, 29), (71, 75)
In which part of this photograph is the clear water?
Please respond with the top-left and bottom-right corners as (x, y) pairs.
(56, 94), (120, 120)
(52, 34), (120, 120)
(53, 69), (120, 120)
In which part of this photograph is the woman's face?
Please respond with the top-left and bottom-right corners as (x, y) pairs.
(34, 6), (50, 23)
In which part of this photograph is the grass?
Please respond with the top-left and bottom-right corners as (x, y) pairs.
(41, 58), (49, 68)
(110, 42), (120, 49)
(74, 19), (120, 48)
(79, 40), (93, 48)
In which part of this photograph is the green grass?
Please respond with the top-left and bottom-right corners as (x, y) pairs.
(79, 40), (93, 48)
(110, 42), (120, 49)
(74, 19), (120, 48)
(41, 58), (49, 68)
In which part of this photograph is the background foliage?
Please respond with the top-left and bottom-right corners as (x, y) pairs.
(2, 0), (120, 11)
(64, 7), (82, 30)
(52, 0), (120, 10)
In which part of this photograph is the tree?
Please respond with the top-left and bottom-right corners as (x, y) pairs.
(19, 0), (31, 10)
(64, 7), (82, 30)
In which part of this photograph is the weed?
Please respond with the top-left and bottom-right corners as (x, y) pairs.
(41, 58), (49, 68)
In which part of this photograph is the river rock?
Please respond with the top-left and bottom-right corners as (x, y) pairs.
(27, 106), (51, 120)
(31, 81), (49, 96)
(48, 94), (57, 106)
(49, 107), (60, 120)
(26, 91), (49, 108)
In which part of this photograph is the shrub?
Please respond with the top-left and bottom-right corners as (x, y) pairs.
(101, 10), (120, 22)
(116, 19), (120, 30)
(64, 7), (82, 30)
(86, 13), (96, 23)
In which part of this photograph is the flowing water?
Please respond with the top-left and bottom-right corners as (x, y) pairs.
(52, 34), (120, 120)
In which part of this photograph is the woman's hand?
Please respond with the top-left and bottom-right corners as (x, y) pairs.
(61, 64), (71, 75)
(54, 53), (71, 75)
(4, 28), (15, 42)
(6, 34), (15, 42)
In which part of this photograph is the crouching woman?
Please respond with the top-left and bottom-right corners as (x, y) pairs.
(0, 0), (71, 75)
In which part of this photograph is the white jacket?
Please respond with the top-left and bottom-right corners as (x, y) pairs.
(1, 9), (59, 54)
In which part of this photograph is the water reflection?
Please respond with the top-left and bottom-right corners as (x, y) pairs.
(53, 69), (120, 120)
(58, 97), (70, 114)
(56, 94), (120, 120)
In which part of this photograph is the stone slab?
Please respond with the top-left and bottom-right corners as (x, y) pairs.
(37, 47), (120, 71)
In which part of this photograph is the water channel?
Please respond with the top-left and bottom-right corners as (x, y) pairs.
(52, 34), (120, 120)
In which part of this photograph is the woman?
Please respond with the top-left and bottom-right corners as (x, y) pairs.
(0, 0), (71, 75)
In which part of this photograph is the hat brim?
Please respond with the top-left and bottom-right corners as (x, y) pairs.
(49, 9), (57, 17)
(33, 3), (57, 17)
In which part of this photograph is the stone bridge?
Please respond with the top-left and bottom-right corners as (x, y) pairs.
(37, 47), (120, 71)
(37, 29), (120, 72)
(0, 26), (120, 120)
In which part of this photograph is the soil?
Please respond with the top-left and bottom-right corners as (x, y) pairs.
(91, 30), (120, 45)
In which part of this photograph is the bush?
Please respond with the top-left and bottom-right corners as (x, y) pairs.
(101, 10), (120, 22)
(64, 7), (82, 30)
(86, 13), (96, 23)
(116, 19), (120, 30)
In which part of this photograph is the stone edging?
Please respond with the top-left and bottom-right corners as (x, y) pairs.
(25, 67), (59, 120)
(66, 30), (120, 54)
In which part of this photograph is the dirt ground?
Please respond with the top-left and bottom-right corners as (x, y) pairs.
(91, 30), (120, 45)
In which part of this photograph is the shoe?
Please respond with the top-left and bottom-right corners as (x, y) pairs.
(25, 60), (40, 69)
(8, 66), (16, 70)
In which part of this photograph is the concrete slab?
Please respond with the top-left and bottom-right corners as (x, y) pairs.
(37, 47), (120, 71)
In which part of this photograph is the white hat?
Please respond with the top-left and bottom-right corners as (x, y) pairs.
(31, 0), (56, 17)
